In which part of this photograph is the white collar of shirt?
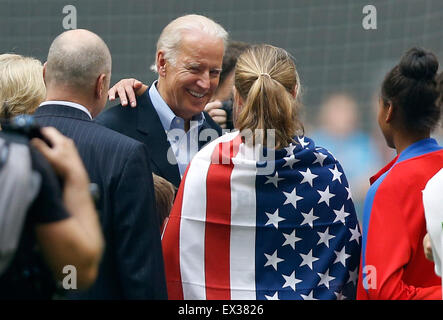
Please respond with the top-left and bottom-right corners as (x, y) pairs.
(39, 100), (93, 120)
(148, 80), (205, 132)
(149, 81), (206, 177)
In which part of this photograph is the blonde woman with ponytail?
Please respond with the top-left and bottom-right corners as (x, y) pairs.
(233, 44), (302, 149)
(162, 44), (361, 300)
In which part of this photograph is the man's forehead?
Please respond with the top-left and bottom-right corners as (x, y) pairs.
(177, 38), (224, 67)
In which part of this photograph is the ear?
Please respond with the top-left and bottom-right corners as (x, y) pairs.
(42, 62), (47, 85)
(156, 51), (167, 77)
(95, 74), (107, 99)
(385, 102), (395, 123)
(291, 84), (298, 99)
(232, 87), (244, 128)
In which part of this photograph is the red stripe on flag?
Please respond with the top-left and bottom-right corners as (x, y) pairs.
(162, 168), (189, 300)
(204, 136), (242, 299)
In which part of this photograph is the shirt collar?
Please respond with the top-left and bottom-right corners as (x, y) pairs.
(396, 138), (442, 163)
(39, 100), (93, 120)
(149, 80), (205, 131)
(369, 138), (442, 185)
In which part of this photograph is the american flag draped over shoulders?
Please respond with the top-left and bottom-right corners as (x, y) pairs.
(161, 131), (361, 300)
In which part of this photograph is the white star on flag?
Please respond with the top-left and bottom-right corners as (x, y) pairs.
(265, 209), (285, 228)
(329, 165), (343, 183)
(300, 290), (317, 300)
(299, 168), (318, 187)
(333, 205), (350, 224)
(334, 291), (347, 300)
(345, 186), (352, 200)
(298, 136), (309, 148)
(334, 246), (351, 267)
(317, 186), (335, 206)
(317, 270), (335, 289)
(265, 171), (284, 188)
(300, 208), (319, 228)
(264, 249), (284, 270)
(313, 151), (327, 166)
(299, 249), (320, 270)
(347, 268), (358, 286)
(265, 292), (279, 300)
(283, 187), (303, 210)
(317, 227), (336, 248)
(282, 155), (300, 169)
(282, 230), (302, 249)
(284, 143), (296, 156)
(282, 271), (302, 291)
(349, 225), (361, 244)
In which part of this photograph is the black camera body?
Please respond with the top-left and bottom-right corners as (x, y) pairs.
(0, 115), (52, 147)
(0, 115), (100, 206)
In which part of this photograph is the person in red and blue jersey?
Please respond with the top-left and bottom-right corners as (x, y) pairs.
(357, 47), (443, 300)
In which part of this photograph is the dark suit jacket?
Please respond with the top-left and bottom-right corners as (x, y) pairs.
(95, 88), (222, 188)
(34, 104), (167, 300)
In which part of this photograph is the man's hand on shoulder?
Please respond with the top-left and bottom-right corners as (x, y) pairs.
(108, 78), (148, 107)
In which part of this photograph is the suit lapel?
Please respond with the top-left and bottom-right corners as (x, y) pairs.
(136, 89), (181, 187)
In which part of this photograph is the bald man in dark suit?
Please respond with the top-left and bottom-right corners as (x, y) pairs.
(34, 29), (167, 299)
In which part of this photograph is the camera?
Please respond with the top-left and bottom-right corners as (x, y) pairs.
(0, 115), (52, 147)
(0, 115), (100, 205)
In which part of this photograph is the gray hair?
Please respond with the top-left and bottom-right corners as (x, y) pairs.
(46, 29), (112, 90)
(150, 14), (228, 73)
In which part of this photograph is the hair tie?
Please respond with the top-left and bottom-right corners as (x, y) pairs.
(259, 72), (271, 79)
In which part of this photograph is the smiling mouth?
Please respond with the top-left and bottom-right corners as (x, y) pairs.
(187, 89), (206, 98)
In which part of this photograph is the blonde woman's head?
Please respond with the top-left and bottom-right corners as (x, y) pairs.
(234, 44), (303, 149)
(0, 54), (45, 118)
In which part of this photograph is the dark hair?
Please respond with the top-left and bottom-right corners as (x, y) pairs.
(381, 47), (440, 133)
(219, 41), (251, 85)
(437, 71), (443, 112)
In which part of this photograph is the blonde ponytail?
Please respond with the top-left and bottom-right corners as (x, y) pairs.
(234, 45), (303, 149)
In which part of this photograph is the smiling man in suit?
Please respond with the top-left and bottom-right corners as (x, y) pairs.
(95, 15), (227, 188)
(34, 29), (167, 299)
